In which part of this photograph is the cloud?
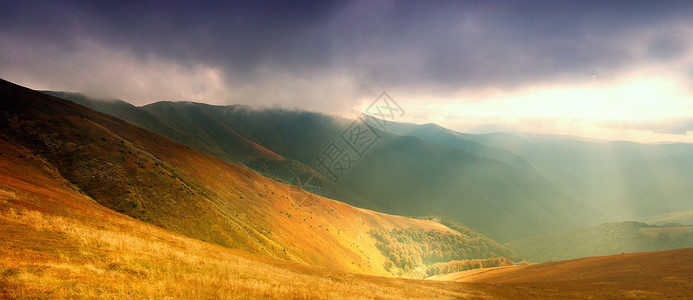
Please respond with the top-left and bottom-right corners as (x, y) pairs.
(2, 0), (693, 117)
(605, 118), (693, 135)
(0, 34), (232, 104)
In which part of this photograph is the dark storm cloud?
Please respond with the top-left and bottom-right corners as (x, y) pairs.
(328, 0), (693, 91)
(2, 0), (693, 108)
(0, 1), (338, 73)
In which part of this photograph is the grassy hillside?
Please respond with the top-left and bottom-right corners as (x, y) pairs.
(134, 102), (600, 242)
(140, 101), (348, 163)
(0, 138), (477, 299)
(337, 131), (598, 242)
(432, 247), (693, 299)
(52, 93), (376, 210)
(425, 257), (517, 277)
(42, 91), (274, 166)
(2, 142), (690, 298)
(68, 94), (693, 232)
(505, 221), (693, 263)
(2, 79), (515, 277)
(468, 132), (693, 221)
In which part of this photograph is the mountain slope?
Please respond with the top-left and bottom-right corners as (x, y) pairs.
(505, 221), (693, 263)
(364, 116), (539, 175)
(0, 137), (477, 299)
(136, 102), (602, 242)
(49, 92), (376, 209)
(432, 247), (693, 299)
(42, 91), (276, 166)
(466, 133), (693, 220)
(589, 155), (693, 219)
(1, 79), (514, 277)
(336, 131), (599, 242)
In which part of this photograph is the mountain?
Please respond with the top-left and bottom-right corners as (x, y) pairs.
(378, 120), (693, 222)
(44, 92), (376, 210)
(6, 138), (687, 299)
(5, 80), (693, 298)
(1, 79), (517, 278)
(5, 132), (688, 298)
(464, 132), (693, 220)
(55, 97), (603, 242)
(362, 116), (539, 175)
(505, 221), (693, 263)
(374, 119), (693, 220)
(333, 130), (600, 243)
(644, 210), (693, 225)
(41, 91), (276, 166)
(0, 133), (477, 299)
(588, 155), (693, 219)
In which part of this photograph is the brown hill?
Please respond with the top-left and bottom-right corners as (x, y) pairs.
(5, 142), (691, 298)
(432, 247), (693, 298)
(3, 79), (693, 298)
(0, 78), (513, 277)
(0, 137), (476, 298)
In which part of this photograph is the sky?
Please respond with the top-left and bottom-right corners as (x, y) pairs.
(2, 0), (693, 143)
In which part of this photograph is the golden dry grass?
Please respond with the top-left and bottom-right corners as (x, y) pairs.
(432, 247), (693, 299)
(0, 79), (469, 278)
(0, 193), (480, 299)
(3, 80), (693, 299)
(0, 141), (476, 299)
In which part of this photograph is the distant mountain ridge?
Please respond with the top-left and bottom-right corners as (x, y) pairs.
(506, 221), (693, 263)
(51, 92), (604, 242)
(368, 116), (693, 223)
(45, 89), (693, 243)
(0, 79), (518, 278)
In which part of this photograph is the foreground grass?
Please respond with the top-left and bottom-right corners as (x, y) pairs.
(0, 202), (477, 299)
(5, 196), (693, 299)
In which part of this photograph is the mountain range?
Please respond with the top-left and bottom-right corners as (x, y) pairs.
(50, 92), (611, 243)
(1, 79), (523, 280)
(2, 79), (692, 297)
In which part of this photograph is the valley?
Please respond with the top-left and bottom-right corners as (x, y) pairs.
(4, 1), (693, 298)
(1, 78), (691, 298)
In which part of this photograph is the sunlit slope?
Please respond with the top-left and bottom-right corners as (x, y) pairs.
(337, 131), (599, 243)
(138, 102), (599, 242)
(51, 93), (375, 209)
(432, 248), (693, 299)
(505, 221), (693, 263)
(1, 79), (514, 277)
(42, 91), (278, 166)
(0, 139), (477, 299)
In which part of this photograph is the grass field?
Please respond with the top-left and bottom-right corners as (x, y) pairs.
(0, 205), (477, 299)
(0, 154), (475, 299)
(432, 247), (693, 299)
